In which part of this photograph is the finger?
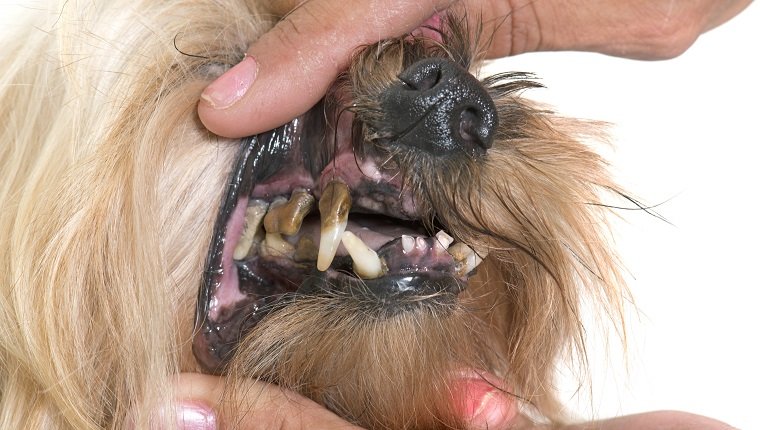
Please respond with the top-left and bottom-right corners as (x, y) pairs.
(198, 0), (456, 138)
(451, 369), (518, 430)
(172, 373), (361, 429)
(522, 0), (753, 60)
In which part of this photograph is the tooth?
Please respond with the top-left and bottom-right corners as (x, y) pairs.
(233, 200), (268, 260)
(293, 236), (318, 262)
(449, 243), (488, 275)
(415, 237), (428, 251)
(261, 232), (295, 258)
(341, 231), (384, 279)
(435, 231), (454, 250)
(317, 180), (351, 271)
(263, 190), (315, 236)
(262, 197), (286, 233)
(401, 235), (414, 253)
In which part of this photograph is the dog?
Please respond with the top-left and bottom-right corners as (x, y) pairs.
(0, 1), (630, 428)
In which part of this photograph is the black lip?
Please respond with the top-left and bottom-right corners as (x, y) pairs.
(297, 271), (463, 304)
(193, 131), (294, 373)
(194, 134), (289, 331)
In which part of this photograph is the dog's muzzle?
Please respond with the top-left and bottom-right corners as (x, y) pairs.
(193, 57), (495, 372)
(382, 58), (498, 156)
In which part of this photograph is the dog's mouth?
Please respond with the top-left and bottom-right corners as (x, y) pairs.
(239, 104), (486, 288)
(194, 96), (488, 371)
(193, 21), (510, 371)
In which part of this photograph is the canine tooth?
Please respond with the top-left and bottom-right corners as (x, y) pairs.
(341, 231), (384, 279)
(261, 233), (295, 258)
(317, 180), (351, 271)
(401, 235), (414, 253)
(263, 190), (314, 236)
(435, 231), (454, 249)
(233, 200), (268, 260)
(449, 243), (487, 275)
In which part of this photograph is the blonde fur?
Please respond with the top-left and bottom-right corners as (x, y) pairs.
(0, 1), (626, 429)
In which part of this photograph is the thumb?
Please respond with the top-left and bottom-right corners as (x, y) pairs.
(170, 373), (361, 429)
(198, 0), (454, 138)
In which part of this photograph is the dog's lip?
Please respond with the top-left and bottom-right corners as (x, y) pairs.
(297, 270), (465, 301)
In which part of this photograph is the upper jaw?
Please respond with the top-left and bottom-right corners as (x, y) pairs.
(247, 106), (420, 220)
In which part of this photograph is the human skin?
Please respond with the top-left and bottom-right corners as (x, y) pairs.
(186, 1), (751, 428)
(172, 372), (735, 429)
(173, 372), (517, 429)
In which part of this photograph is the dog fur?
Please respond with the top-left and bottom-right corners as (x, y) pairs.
(0, 1), (628, 428)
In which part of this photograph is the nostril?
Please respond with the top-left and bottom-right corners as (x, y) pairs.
(457, 107), (489, 149)
(398, 63), (442, 92)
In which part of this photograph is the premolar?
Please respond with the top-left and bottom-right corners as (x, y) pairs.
(261, 232), (295, 258)
(233, 200), (268, 260)
(263, 189), (314, 236)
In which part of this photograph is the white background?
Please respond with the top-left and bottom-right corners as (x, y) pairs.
(2, 1), (758, 429)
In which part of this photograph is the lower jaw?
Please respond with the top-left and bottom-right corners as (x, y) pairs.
(217, 275), (503, 430)
(193, 271), (469, 374)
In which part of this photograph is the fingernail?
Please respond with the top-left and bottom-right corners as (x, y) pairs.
(175, 402), (217, 430)
(201, 55), (258, 109)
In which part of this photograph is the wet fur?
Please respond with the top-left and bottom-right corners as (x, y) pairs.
(0, 1), (625, 429)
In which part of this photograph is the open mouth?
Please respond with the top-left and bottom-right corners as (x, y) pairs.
(192, 23), (507, 371)
(194, 94), (488, 371)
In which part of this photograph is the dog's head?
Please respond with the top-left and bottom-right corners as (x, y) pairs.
(191, 13), (626, 429)
(0, 1), (626, 428)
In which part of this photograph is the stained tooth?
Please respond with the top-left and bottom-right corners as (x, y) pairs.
(233, 200), (268, 260)
(435, 231), (454, 249)
(263, 190), (315, 236)
(317, 180), (351, 271)
(448, 243), (470, 261)
(293, 236), (318, 262)
(401, 235), (414, 253)
(261, 232), (295, 258)
(449, 243), (488, 275)
(341, 231), (384, 279)
(262, 197), (286, 233)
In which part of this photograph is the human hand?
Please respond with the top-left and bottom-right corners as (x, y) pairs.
(169, 372), (516, 429)
(197, 0), (751, 138)
(169, 373), (359, 429)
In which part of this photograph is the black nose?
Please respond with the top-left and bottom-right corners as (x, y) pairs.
(380, 58), (498, 156)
